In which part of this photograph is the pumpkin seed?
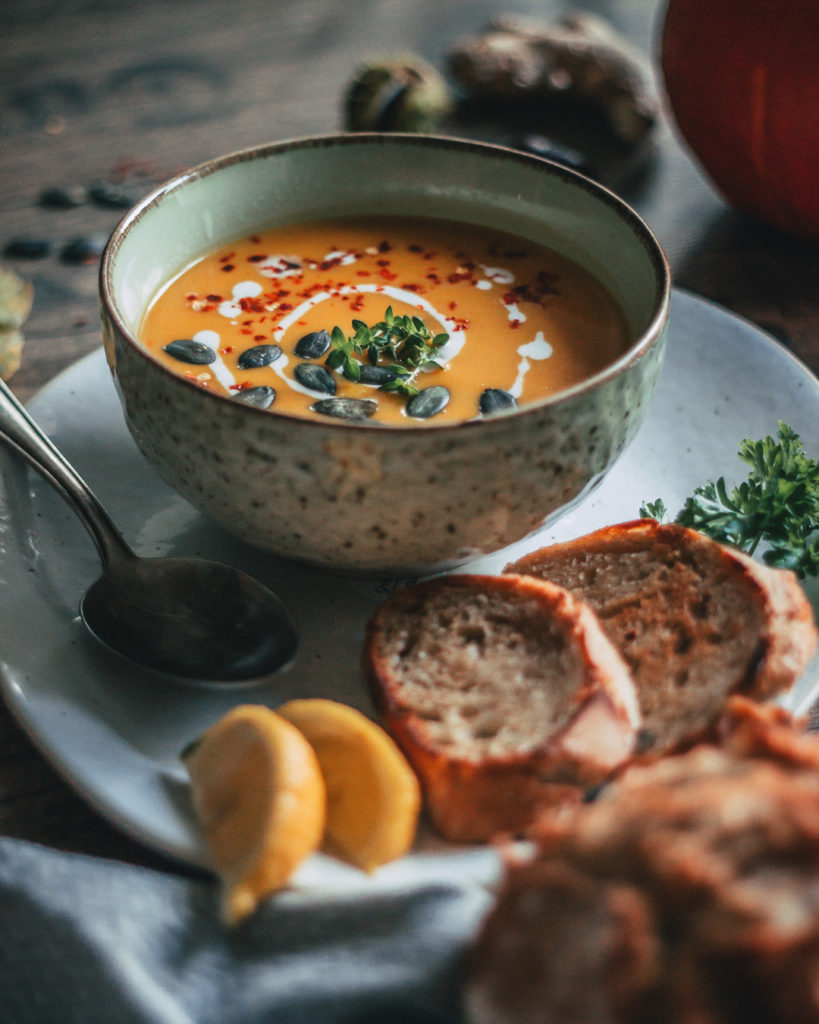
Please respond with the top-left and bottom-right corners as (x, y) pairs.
(294, 329), (331, 358)
(479, 388), (517, 414)
(163, 338), (217, 365)
(88, 181), (139, 209)
(349, 363), (397, 385)
(313, 397), (378, 421)
(295, 362), (336, 395)
(237, 343), (282, 369)
(3, 237), (53, 259)
(39, 185), (87, 208)
(234, 385), (276, 409)
(60, 235), (106, 265)
(406, 385), (449, 419)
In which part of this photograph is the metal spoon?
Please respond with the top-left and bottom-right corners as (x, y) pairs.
(0, 377), (298, 682)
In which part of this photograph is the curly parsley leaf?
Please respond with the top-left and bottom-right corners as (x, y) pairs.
(638, 498), (668, 522)
(640, 423), (819, 578)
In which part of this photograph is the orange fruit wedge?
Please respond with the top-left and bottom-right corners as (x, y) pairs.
(182, 704), (326, 923)
(276, 698), (421, 873)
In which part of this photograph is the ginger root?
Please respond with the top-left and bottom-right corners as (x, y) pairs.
(448, 12), (658, 146)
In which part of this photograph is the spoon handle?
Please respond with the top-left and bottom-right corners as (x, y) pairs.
(0, 376), (133, 567)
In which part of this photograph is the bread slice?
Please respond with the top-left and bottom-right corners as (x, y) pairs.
(464, 718), (819, 1024)
(363, 573), (641, 842)
(505, 519), (817, 756)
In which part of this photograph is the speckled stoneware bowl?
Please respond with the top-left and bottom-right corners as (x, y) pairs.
(99, 133), (670, 575)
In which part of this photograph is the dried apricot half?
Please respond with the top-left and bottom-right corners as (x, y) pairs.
(276, 698), (421, 873)
(183, 704), (326, 923)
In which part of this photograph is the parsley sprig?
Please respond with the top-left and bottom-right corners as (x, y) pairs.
(640, 422), (819, 578)
(326, 307), (449, 397)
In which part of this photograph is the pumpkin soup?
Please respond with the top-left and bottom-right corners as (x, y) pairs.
(139, 216), (630, 426)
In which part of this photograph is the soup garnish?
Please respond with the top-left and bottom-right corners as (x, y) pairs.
(140, 215), (630, 426)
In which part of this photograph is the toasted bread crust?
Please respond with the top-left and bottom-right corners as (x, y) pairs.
(506, 520), (817, 754)
(465, 701), (819, 1024)
(364, 573), (640, 842)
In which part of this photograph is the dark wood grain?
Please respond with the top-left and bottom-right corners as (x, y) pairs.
(2, 0), (818, 868)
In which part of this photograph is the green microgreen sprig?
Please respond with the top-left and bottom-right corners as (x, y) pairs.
(640, 422), (819, 578)
(325, 306), (449, 397)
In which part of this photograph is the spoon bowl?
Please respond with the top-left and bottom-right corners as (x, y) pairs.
(80, 555), (298, 682)
(0, 377), (298, 684)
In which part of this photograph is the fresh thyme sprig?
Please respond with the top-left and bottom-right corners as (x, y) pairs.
(640, 422), (819, 578)
(325, 306), (449, 397)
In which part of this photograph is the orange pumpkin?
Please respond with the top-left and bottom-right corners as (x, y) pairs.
(660, 0), (819, 237)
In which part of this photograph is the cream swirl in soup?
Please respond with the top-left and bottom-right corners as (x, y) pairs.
(139, 216), (630, 426)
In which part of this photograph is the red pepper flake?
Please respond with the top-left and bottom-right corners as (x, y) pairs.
(254, 334), (266, 341)
(376, 258), (390, 267)
(185, 292), (197, 301)
(379, 267), (397, 281)
(403, 283), (422, 292)
(230, 381), (254, 391)
(248, 254), (266, 263)
(278, 302), (293, 311)
(408, 243), (423, 253)
(249, 234), (261, 244)
(426, 272), (440, 284)
(241, 328), (253, 335)
(221, 264), (235, 272)
(350, 296), (365, 311)
(219, 252), (236, 263)
(221, 346), (233, 354)
(356, 270), (372, 277)
(503, 274), (559, 306)
(448, 301), (457, 311)
(509, 320), (521, 329)
(206, 293), (222, 302)
(320, 255), (346, 271)
(378, 239), (391, 253)
(423, 250), (437, 261)
(451, 317), (470, 331)
(239, 297), (266, 313)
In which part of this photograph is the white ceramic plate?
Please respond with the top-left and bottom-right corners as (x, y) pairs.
(1, 288), (818, 896)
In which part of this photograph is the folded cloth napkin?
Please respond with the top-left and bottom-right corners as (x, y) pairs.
(0, 838), (491, 1024)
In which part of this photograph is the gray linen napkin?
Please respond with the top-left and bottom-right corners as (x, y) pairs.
(0, 838), (490, 1024)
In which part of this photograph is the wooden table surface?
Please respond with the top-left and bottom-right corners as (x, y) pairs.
(2, 0), (818, 873)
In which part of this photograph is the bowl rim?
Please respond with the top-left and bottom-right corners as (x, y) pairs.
(100, 131), (671, 434)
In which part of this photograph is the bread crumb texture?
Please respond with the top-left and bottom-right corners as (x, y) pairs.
(464, 696), (819, 1024)
(365, 573), (639, 841)
(507, 519), (817, 754)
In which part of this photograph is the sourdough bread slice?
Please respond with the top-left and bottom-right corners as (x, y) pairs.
(505, 519), (817, 756)
(363, 573), (640, 842)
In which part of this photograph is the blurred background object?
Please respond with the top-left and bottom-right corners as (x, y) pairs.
(1, 0), (819, 865)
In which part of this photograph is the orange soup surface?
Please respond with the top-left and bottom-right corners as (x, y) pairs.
(140, 216), (630, 426)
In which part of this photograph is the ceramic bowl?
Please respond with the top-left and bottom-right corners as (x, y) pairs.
(99, 133), (670, 576)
